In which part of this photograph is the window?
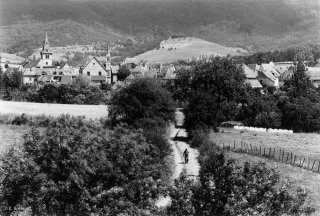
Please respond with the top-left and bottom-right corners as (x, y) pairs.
(93, 63), (95, 65)
(46, 62), (48, 65)
(29, 78), (32, 81)
(99, 71), (102, 76)
(46, 55), (49, 59)
(87, 72), (90, 76)
(53, 72), (56, 75)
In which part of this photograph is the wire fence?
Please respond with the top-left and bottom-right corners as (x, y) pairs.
(218, 141), (320, 174)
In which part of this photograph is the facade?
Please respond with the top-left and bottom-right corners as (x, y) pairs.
(81, 42), (118, 84)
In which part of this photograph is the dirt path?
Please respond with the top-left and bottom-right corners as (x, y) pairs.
(156, 110), (200, 208)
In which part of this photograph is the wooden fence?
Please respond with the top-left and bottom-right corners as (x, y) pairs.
(219, 141), (320, 174)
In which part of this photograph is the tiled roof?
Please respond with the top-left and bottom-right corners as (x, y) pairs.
(260, 64), (280, 77)
(246, 79), (263, 88)
(242, 64), (257, 79)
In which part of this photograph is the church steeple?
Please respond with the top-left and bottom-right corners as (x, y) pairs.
(42, 32), (50, 53)
(106, 41), (111, 69)
(38, 32), (53, 67)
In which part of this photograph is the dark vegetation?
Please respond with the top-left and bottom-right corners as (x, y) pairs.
(116, 65), (131, 81)
(1, 0), (319, 55)
(0, 78), (176, 215)
(0, 71), (317, 214)
(233, 45), (320, 66)
(0, 73), (109, 104)
(171, 56), (320, 134)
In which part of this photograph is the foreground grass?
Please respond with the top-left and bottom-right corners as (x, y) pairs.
(226, 151), (320, 215)
(212, 127), (320, 161)
(0, 124), (28, 156)
(0, 100), (108, 119)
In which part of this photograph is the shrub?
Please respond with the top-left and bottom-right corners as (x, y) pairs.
(0, 116), (165, 215)
(109, 78), (175, 126)
(168, 151), (316, 216)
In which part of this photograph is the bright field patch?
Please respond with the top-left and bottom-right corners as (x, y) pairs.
(0, 100), (108, 119)
(135, 37), (248, 64)
(0, 124), (27, 156)
(212, 127), (320, 161)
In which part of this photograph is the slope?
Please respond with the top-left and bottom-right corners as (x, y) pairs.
(135, 37), (247, 64)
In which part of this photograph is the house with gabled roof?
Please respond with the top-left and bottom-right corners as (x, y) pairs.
(81, 42), (118, 84)
(241, 64), (262, 89)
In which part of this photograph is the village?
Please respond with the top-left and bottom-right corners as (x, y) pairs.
(2, 33), (320, 90)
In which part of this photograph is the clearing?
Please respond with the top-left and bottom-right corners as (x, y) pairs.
(212, 127), (320, 161)
(0, 124), (27, 156)
(0, 100), (108, 119)
(135, 37), (248, 64)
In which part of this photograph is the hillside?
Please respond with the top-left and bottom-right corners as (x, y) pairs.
(0, 0), (319, 54)
(0, 20), (128, 56)
(135, 37), (247, 64)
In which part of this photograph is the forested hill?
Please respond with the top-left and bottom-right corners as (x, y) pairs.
(0, 0), (319, 53)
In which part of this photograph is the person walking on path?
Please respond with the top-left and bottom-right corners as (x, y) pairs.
(183, 148), (189, 164)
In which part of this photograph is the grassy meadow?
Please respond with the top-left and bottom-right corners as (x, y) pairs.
(0, 101), (108, 119)
(227, 151), (320, 215)
(0, 124), (27, 156)
(212, 127), (320, 162)
(135, 37), (247, 64)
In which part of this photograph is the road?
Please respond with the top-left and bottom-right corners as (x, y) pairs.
(155, 109), (200, 208)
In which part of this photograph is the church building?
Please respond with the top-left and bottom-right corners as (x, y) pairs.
(81, 42), (118, 84)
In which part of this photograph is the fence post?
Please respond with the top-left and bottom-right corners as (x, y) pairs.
(263, 147), (265, 156)
(282, 150), (285, 162)
(259, 146), (261, 155)
(312, 160), (316, 170)
(234, 141), (236, 150)
(301, 158), (305, 168)
(318, 161), (320, 173)
(279, 149), (281, 161)
(293, 155), (297, 165)
(269, 147), (271, 157)
(250, 144), (253, 154)
(286, 152), (289, 162)
(273, 148), (276, 159)
(290, 152), (293, 164)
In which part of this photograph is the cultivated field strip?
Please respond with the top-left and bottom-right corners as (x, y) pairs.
(0, 100), (108, 119)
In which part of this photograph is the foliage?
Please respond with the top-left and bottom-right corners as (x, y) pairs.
(66, 52), (88, 67)
(182, 57), (247, 133)
(168, 151), (316, 216)
(109, 78), (175, 126)
(0, 116), (165, 215)
(117, 65), (131, 81)
(282, 61), (315, 99)
(2, 68), (23, 90)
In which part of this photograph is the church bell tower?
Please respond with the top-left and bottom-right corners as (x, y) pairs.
(39, 33), (53, 67)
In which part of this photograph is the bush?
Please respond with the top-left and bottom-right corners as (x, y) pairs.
(0, 116), (166, 215)
(168, 151), (316, 216)
(109, 78), (175, 126)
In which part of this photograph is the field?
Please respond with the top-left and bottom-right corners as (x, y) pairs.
(212, 127), (320, 161)
(0, 124), (27, 156)
(135, 37), (248, 64)
(227, 151), (320, 215)
(0, 100), (108, 119)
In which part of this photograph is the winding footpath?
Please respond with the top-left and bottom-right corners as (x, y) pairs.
(155, 109), (200, 208)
